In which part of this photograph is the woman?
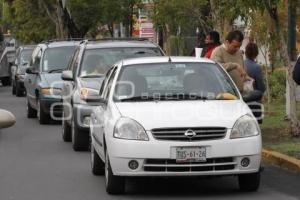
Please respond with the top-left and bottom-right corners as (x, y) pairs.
(203, 31), (221, 59)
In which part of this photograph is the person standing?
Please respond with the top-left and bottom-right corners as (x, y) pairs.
(211, 30), (251, 94)
(244, 42), (266, 93)
(203, 31), (221, 59)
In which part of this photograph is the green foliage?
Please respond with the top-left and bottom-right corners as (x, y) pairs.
(152, 0), (210, 36)
(268, 70), (286, 100)
(168, 36), (186, 56)
(9, 0), (56, 43)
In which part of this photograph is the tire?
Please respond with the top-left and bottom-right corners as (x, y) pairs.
(62, 111), (72, 142)
(37, 99), (50, 124)
(91, 144), (105, 175)
(72, 117), (89, 151)
(105, 151), (125, 194)
(26, 97), (37, 118)
(2, 77), (11, 86)
(238, 172), (260, 192)
(12, 81), (16, 95)
(16, 83), (24, 97)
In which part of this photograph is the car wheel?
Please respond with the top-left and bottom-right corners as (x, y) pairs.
(91, 144), (105, 175)
(2, 77), (11, 86)
(12, 81), (16, 95)
(37, 99), (50, 124)
(238, 172), (260, 192)
(16, 83), (24, 97)
(62, 111), (72, 142)
(72, 117), (89, 151)
(26, 97), (37, 118)
(105, 150), (125, 194)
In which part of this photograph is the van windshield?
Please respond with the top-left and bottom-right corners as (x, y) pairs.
(42, 47), (76, 72)
(79, 47), (163, 77)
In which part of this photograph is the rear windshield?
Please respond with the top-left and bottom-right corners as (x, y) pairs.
(79, 47), (163, 77)
(42, 47), (76, 72)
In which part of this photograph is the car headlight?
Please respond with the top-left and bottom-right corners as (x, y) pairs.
(16, 74), (25, 80)
(114, 118), (149, 141)
(230, 114), (260, 139)
(41, 88), (62, 95)
(80, 88), (99, 100)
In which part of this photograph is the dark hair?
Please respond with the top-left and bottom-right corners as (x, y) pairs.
(207, 31), (221, 45)
(225, 30), (244, 42)
(245, 42), (259, 60)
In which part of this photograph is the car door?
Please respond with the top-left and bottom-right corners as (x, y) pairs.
(63, 47), (80, 121)
(25, 46), (42, 108)
(93, 67), (117, 158)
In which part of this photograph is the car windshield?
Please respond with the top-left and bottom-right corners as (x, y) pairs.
(42, 47), (76, 72)
(114, 62), (239, 102)
(18, 49), (33, 74)
(79, 47), (163, 77)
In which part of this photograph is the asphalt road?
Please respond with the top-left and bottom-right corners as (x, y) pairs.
(0, 86), (300, 200)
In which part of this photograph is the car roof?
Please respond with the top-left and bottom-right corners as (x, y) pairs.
(84, 40), (160, 49)
(18, 45), (36, 50)
(120, 56), (216, 66)
(39, 41), (80, 49)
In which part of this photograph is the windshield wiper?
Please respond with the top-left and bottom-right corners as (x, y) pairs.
(119, 96), (156, 102)
(48, 69), (64, 73)
(159, 94), (209, 101)
(80, 74), (103, 78)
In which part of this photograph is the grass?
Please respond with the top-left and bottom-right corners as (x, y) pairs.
(260, 100), (300, 160)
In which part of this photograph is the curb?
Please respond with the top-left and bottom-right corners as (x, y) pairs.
(262, 148), (300, 173)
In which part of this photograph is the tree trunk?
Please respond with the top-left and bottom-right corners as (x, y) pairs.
(267, 6), (300, 136)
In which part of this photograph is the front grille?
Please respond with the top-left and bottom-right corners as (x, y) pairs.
(144, 157), (236, 172)
(151, 127), (227, 141)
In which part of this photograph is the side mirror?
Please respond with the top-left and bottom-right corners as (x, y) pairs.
(85, 94), (107, 105)
(0, 109), (16, 129)
(61, 70), (73, 81)
(243, 90), (263, 103)
(26, 68), (38, 74)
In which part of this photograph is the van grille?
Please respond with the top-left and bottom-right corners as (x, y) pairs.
(151, 127), (227, 141)
(144, 157), (236, 172)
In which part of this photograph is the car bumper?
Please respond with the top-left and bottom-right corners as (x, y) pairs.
(106, 132), (261, 177)
(40, 97), (63, 116)
(73, 103), (93, 131)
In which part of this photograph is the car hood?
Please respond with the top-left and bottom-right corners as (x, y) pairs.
(78, 77), (104, 90)
(41, 73), (63, 88)
(115, 101), (251, 130)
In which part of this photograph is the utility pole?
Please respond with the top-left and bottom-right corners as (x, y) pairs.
(286, 0), (297, 118)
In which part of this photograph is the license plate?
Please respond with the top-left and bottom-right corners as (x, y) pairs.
(176, 147), (206, 162)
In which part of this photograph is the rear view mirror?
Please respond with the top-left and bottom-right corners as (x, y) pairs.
(243, 90), (263, 103)
(0, 109), (16, 129)
(85, 94), (107, 105)
(26, 68), (38, 74)
(61, 70), (73, 81)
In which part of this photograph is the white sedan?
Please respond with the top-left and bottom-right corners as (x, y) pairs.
(89, 57), (262, 194)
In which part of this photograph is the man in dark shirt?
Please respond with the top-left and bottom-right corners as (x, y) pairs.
(244, 43), (266, 93)
(293, 56), (300, 84)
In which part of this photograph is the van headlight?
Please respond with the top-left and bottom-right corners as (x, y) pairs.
(41, 88), (62, 95)
(114, 118), (149, 141)
(230, 115), (260, 139)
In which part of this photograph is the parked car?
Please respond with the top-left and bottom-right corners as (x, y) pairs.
(0, 109), (16, 129)
(0, 45), (16, 86)
(24, 40), (80, 124)
(89, 57), (262, 194)
(11, 45), (35, 96)
(61, 39), (165, 151)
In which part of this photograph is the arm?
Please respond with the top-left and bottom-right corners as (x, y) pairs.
(293, 57), (300, 85)
(211, 47), (238, 72)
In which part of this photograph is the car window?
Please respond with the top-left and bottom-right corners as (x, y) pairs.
(114, 62), (239, 101)
(102, 68), (117, 100)
(30, 47), (42, 71)
(79, 47), (163, 77)
(99, 68), (114, 96)
(42, 46), (76, 72)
